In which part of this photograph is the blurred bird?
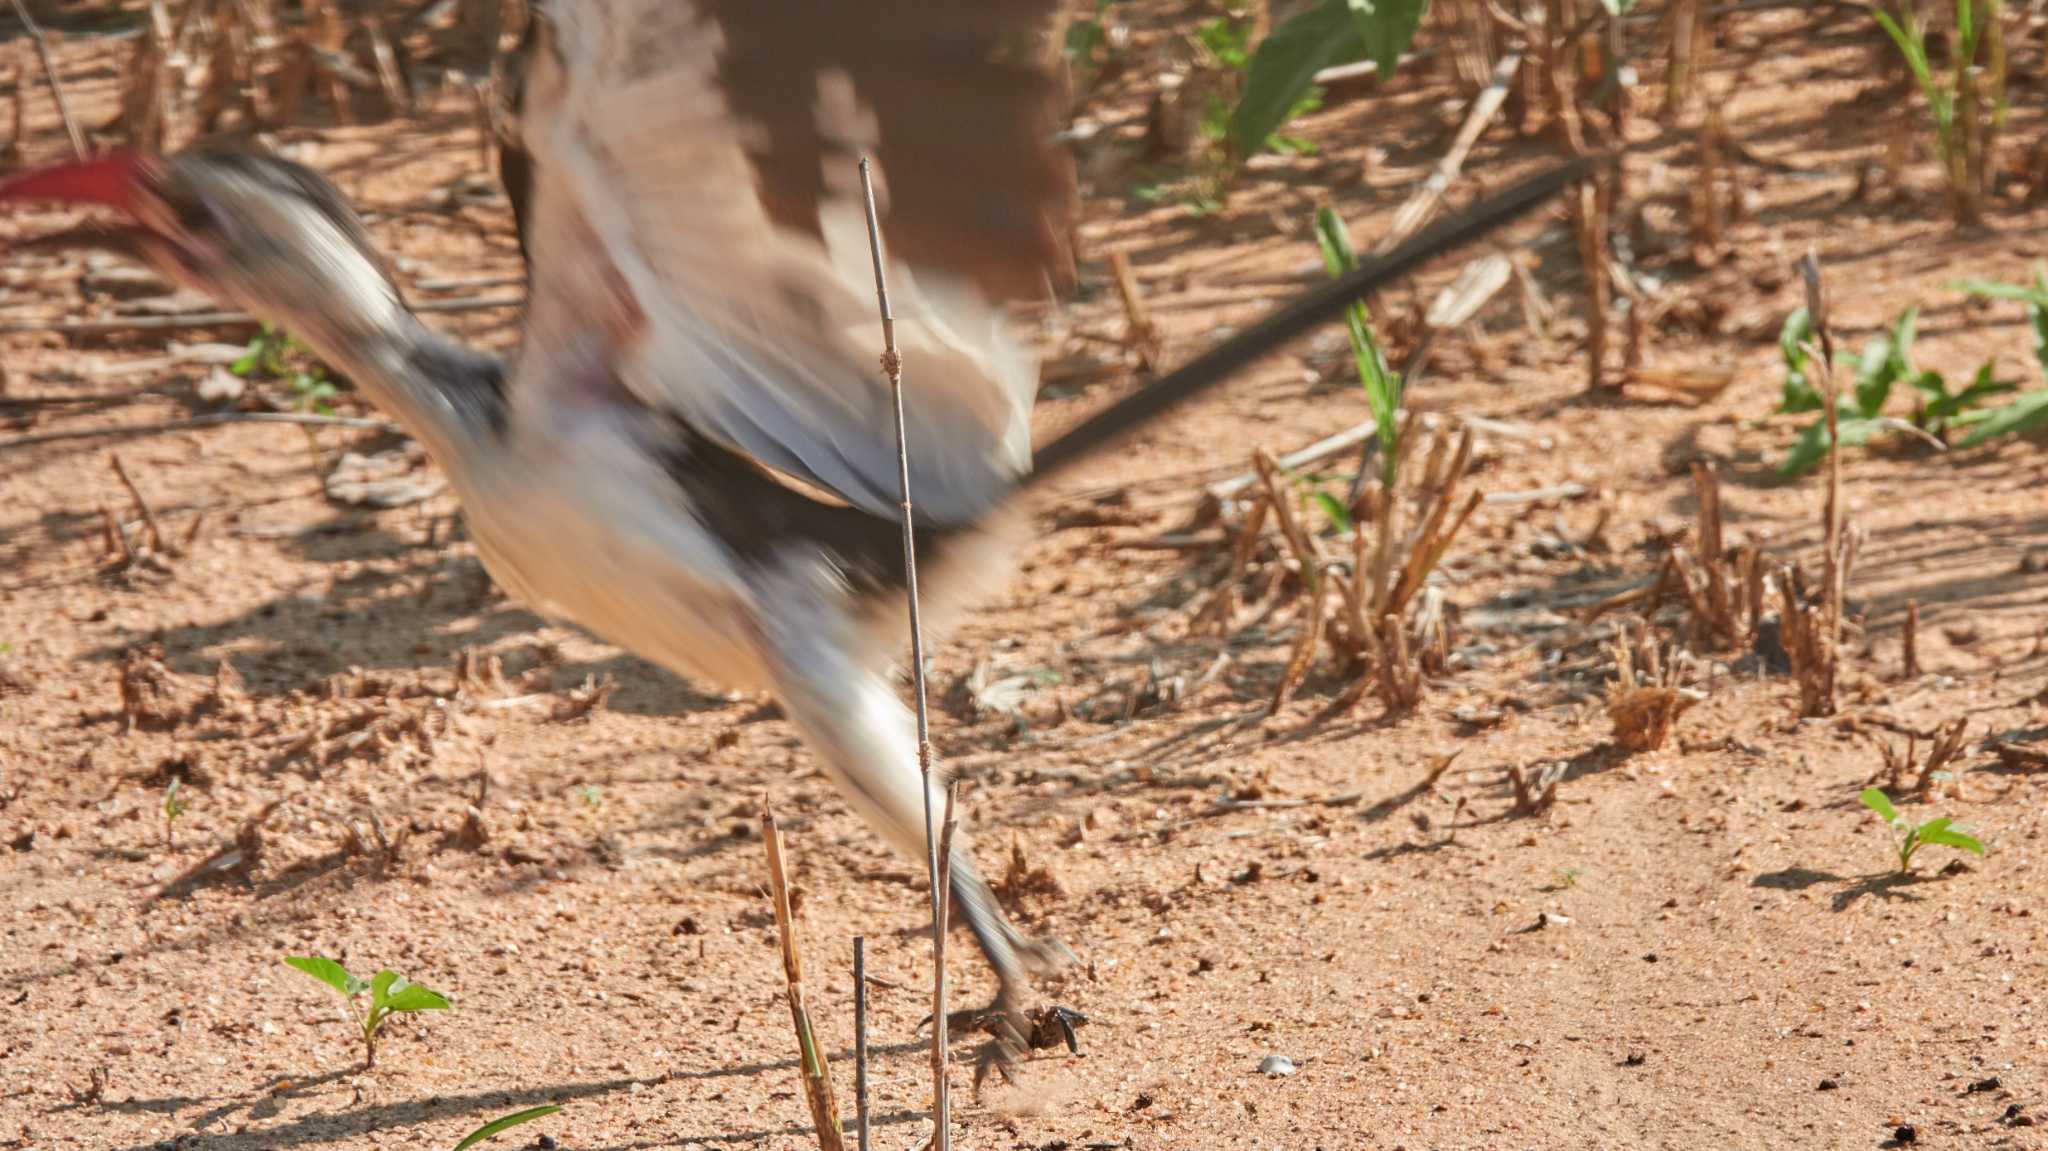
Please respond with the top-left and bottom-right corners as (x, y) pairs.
(0, 0), (1582, 1066)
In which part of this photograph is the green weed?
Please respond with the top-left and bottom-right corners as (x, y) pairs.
(1775, 305), (2021, 474)
(162, 778), (184, 848)
(234, 324), (339, 415)
(452, 1105), (562, 1151)
(1859, 788), (1985, 873)
(1946, 266), (2048, 444)
(1229, 0), (1427, 165)
(1313, 206), (1401, 487)
(283, 956), (450, 1068)
(1871, 0), (2007, 225)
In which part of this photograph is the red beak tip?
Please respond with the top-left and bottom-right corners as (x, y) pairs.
(0, 151), (147, 210)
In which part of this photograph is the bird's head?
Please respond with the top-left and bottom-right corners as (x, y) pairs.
(0, 146), (406, 361)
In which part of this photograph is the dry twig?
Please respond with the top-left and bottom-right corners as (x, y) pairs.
(760, 808), (847, 1151)
(857, 155), (951, 1150)
(8, 0), (84, 158)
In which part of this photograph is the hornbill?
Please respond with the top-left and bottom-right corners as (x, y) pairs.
(0, 0), (1583, 1066)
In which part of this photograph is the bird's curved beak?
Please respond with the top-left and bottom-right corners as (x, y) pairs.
(0, 151), (152, 216)
(0, 151), (206, 279)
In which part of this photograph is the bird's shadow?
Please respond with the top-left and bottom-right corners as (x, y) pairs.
(1750, 865), (1945, 911)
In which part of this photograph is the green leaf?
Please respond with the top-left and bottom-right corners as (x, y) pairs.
(1346, 0), (1429, 77)
(285, 956), (365, 999)
(1777, 308), (1821, 414)
(1777, 415), (1884, 476)
(1859, 788), (1900, 825)
(1313, 206), (1401, 483)
(1310, 489), (1353, 533)
(1959, 389), (2048, 447)
(370, 968), (399, 1015)
(1231, 0), (1362, 161)
(452, 1106), (562, 1151)
(1915, 825), (1987, 856)
(1946, 277), (2048, 305)
(381, 981), (451, 1015)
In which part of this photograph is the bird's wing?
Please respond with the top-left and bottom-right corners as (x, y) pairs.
(509, 0), (1073, 525)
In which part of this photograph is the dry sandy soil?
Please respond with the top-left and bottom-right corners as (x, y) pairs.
(5, 4), (2048, 1149)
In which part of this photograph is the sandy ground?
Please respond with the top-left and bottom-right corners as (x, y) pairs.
(5, 3), (2048, 1149)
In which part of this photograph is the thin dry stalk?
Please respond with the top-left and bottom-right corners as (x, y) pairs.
(853, 936), (871, 1151)
(1665, 0), (1699, 119)
(1902, 599), (1921, 680)
(110, 453), (167, 554)
(856, 156), (949, 1151)
(1109, 250), (1161, 374)
(760, 808), (847, 1151)
(1252, 448), (1327, 708)
(930, 785), (957, 1124)
(1508, 761), (1565, 815)
(1605, 624), (1702, 752)
(8, 0), (83, 157)
(1574, 175), (1612, 390)
(1377, 52), (1522, 252)
(1693, 107), (1727, 256)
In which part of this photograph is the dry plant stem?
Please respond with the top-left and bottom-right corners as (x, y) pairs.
(1799, 255), (1848, 675)
(760, 808), (847, 1151)
(1903, 599), (1920, 680)
(8, 0), (85, 159)
(853, 936), (870, 1151)
(109, 453), (166, 554)
(855, 156), (948, 1151)
(1665, 0), (1698, 118)
(1109, 250), (1161, 374)
(1575, 176), (1612, 390)
(1253, 449), (1326, 710)
(1376, 52), (1523, 253)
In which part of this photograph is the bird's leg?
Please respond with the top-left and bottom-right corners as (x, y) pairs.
(755, 572), (1067, 1066)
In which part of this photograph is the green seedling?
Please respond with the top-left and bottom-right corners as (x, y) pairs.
(284, 956), (450, 1068)
(1313, 206), (1401, 489)
(162, 778), (184, 848)
(1859, 788), (1985, 873)
(451, 1105), (562, 1151)
(1946, 266), (2048, 445)
(1775, 305), (2020, 474)
(1231, 0), (1428, 165)
(234, 323), (340, 415)
(1872, 0), (2006, 225)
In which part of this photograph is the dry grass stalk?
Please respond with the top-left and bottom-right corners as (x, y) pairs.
(1376, 52), (1522, 253)
(8, 0), (84, 158)
(1605, 624), (1702, 752)
(1574, 175), (1612, 390)
(760, 807), (848, 1151)
(1669, 462), (1760, 650)
(1109, 250), (1162, 374)
(1876, 718), (1971, 798)
(1508, 761), (1565, 815)
(1253, 448), (1328, 710)
(857, 157), (951, 1146)
(1902, 599), (1921, 680)
(119, 0), (174, 151)
(930, 785), (957, 1129)
(853, 936), (871, 1151)
(1664, 0), (1699, 120)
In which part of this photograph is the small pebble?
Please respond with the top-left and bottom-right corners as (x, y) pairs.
(1257, 1055), (1296, 1077)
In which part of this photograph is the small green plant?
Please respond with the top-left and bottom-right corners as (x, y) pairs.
(162, 778), (184, 848)
(1872, 0), (2007, 225)
(235, 324), (338, 415)
(284, 956), (450, 1068)
(1859, 788), (1985, 873)
(1314, 206), (1402, 487)
(1946, 265), (2048, 444)
(1775, 305), (2018, 474)
(1230, 0), (1428, 165)
(574, 784), (603, 818)
(451, 1105), (561, 1151)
